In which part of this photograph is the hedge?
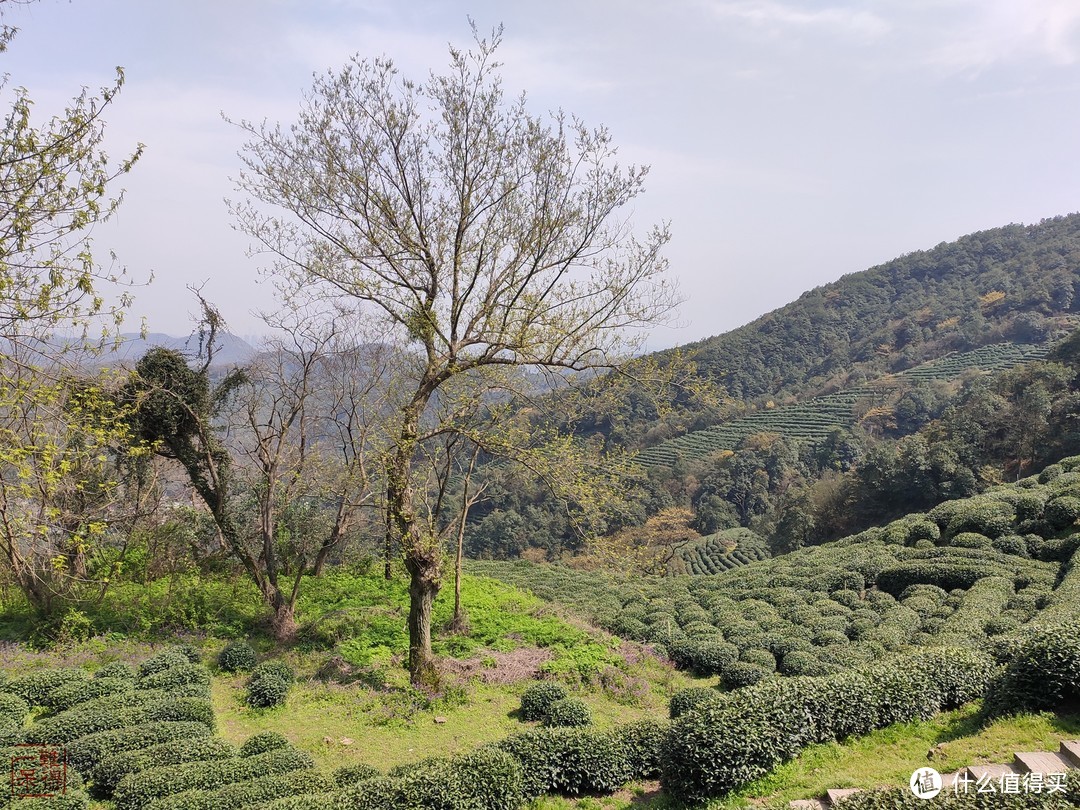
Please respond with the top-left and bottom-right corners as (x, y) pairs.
(518, 682), (567, 722)
(60, 682), (210, 719)
(246, 674), (289, 709)
(45, 677), (134, 712)
(837, 784), (1080, 809)
(0, 744), (87, 808)
(137, 648), (197, 680)
(114, 747), (314, 810)
(218, 642), (258, 673)
(91, 736), (238, 797)
(250, 661), (294, 685)
(984, 623), (1080, 716)
(94, 662), (136, 681)
(4, 668), (89, 706)
(0, 691), (29, 725)
(496, 727), (630, 798)
(142, 769), (333, 810)
(661, 647), (992, 803)
(143, 696), (216, 729)
(137, 663), (211, 692)
(542, 697), (591, 728)
(240, 732), (291, 758)
(256, 748), (523, 810)
(720, 661), (769, 689)
(668, 687), (725, 719)
(66, 720), (214, 773)
(331, 764), (381, 788)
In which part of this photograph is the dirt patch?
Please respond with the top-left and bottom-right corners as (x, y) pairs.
(438, 646), (553, 685)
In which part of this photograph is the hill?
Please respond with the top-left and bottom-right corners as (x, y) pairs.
(677, 214), (1080, 404)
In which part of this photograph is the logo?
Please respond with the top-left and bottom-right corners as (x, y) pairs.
(910, 767), (943, 799)
(9, 745), (67, 799)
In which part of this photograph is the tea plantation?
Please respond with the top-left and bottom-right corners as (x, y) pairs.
(5, 457), (1080, 808)
(638, 341), (1050, 467)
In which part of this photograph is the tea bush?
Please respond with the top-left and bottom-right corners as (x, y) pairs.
(661, 647), (992, 803)
(518, 682), (567, 722)
(113, 746), (313, 810)
(92, 737), (237, 797)
(141, 769), (331, 810)
(66, 720), (214, 772)
(240, 731), (291, 757)
(218, 642), (258, 673)
(541, 697), (592, 728)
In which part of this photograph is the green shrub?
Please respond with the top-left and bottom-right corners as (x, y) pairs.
(518, 682), (567, 722)
(246, 674), (289, 709)
(660, 647), (992, 804)
(332, 764), (381, 788)
(1045, 496), (1080, 529)
(142, 769), (332, 810)
(44, 676), (134, 712)
(496, 728), (630, 798)
(113, 746), (314, 810)
(991, 534), (1028, 556)
(94, 662), (136, 681)
(240, 731), (291, 758)
(619, 719), (668, 780)
(0, 692), (30, 725)
(138, 663), (211, 691)
(145, 696), (216, 729)
(812, 629), (850, 647)
(251, 660), (294, 685)
(92, 737), (237, 798)
(739, 648), (777, 671)
(1038, 463), (1063, 484)
(138, 648), (194, 680)
(0, 744), (89, 808)
(984, 623), (1080, 716)
(449, 747), (525, 810)
(0, 715), (21, 746)
(905, 519), (940, 546)
(1015, 493), (1047, 521)
(984, 616), (1021, 636)
(542, 697), (592, 728)
(218, 642), (258, 673)
(66, 720), (213, 772)
(6, 668), (89, 706)
(720, 661), (768, 690)
(668, 687), (724, 719)
(686, 638), (739, 676)
(779, 650), (828, 676)
(950, 532), (993, 550)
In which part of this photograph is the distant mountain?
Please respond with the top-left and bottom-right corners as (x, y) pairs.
(101, 332), (256, 367)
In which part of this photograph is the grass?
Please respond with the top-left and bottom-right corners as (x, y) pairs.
(210, 644), (695, 774)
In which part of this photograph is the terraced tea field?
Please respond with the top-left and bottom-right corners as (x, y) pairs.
(638, 342), (1050, 467)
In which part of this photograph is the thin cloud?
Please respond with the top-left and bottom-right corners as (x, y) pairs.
(923, 0), (1080, 74)
(702, 0), (891, 41)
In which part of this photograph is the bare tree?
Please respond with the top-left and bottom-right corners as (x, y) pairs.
(230, 26), (677, 685)
(127, 305), (383, 641)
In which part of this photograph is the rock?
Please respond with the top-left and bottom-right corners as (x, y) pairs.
(339, 737), (353, 745)
(433, 716), (448, 724)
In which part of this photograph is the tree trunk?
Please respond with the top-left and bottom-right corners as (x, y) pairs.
(449, 499), (469, 635)
(406, 555), (440, 688)
(268, 587), (298, 643)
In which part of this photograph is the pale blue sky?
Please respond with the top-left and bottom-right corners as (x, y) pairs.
(4, 0), (1080, 347)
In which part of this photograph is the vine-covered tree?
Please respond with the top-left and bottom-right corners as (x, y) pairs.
(230, 27), (677, 684)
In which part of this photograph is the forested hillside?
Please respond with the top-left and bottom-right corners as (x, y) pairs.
(681, 214), (1080, 402)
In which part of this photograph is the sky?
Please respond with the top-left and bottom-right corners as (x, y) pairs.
(3, 0), (1080, 349)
